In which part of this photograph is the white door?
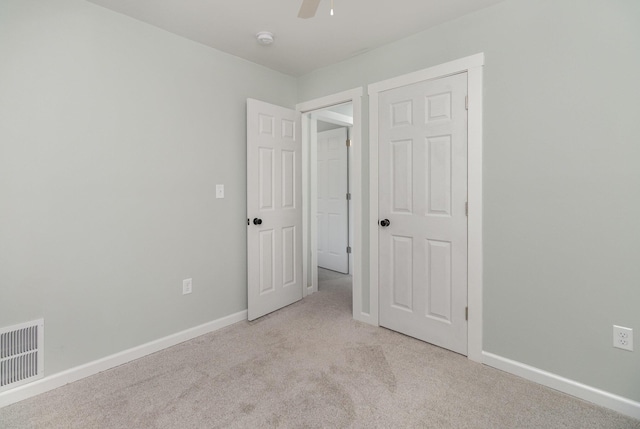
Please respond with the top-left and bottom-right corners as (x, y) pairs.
(247, 99), (302, 321)
(317, 127), (349, 274)
(378, 72), (468, 355)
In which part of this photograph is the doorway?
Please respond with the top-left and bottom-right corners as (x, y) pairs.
(246, 89), (362, 322)
(296, 88), (365, 322)
(315, 104), (352, 275)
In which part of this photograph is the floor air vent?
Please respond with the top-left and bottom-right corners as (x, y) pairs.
(0, 319), (44, 392)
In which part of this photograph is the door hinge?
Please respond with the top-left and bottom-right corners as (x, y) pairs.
(346, 246), (352, 254)
(346, 139), (352, 147)
(465, 202), (468, 216)
(346, 192), (351, 200)
(465, 95), (469, 110)
(465, 307), (469, 321)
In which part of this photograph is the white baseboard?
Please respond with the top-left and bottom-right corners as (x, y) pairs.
(482, 351), (640, 420)
(0, 310), (247, 408)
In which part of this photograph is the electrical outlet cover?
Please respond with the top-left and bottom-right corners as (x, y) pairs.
(613, 325), (633, 351)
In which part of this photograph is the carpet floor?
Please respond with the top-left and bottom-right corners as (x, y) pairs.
(1, 268), (638, 428)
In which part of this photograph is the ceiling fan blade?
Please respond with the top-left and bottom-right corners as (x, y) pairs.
(298, 0), (321, 19)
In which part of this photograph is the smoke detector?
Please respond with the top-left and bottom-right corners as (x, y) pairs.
(256, 31), (274, 46)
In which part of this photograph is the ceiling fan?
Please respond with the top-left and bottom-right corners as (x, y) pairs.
(298, 0), (334, 19)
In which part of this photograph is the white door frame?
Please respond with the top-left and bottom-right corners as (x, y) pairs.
(368, 53), (484, 362)
(296, 88), (364, 321)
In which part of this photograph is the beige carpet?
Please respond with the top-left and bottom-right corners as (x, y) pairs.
(1, 268), (638, 428)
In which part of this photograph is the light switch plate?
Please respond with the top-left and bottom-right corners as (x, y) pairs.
(216, 184), (224, 199)
(182, 278), (192, 295)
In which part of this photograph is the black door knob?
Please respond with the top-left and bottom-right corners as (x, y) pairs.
(253, 218), (263, 225)
(380, 219), (390, 227)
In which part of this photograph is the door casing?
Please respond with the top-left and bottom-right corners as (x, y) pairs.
(296, 88), (364, 320)
(368, 53), (484, 362)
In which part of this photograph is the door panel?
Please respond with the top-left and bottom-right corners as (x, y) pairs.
(426, 239), (452, 321)
(317, 127), (349, 274)
(248, 99), (302, 321)
(391, 235), (413, 310)
(378, 73), (468, 355)
(391, 139), (412, 213)
(281, 150), (295, 209)
(426, 136), (452, 215)
(259, 148), (274, 210)
(282, 226), (296, 287)
(259, 230), (275, 294)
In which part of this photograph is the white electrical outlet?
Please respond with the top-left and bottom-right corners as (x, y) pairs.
(613, 325), (633, 351)
(182, 278), (192, 295)
(216, 184), (224, 199)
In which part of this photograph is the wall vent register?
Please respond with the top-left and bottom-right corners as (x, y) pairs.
(0, 319), (44, 392)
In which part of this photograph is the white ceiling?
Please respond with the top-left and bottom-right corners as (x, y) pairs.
(85, 0), (504, 76)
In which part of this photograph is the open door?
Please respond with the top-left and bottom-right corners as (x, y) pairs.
(247, 99), (302, 321)
(317, 127), (349, 274)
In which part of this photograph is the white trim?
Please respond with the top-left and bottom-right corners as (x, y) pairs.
(367, 53), (485, 95)
(368, 90), (380, 324)
(296, 88), (365, 322)
(301, 110), (320, 295)
(310, 117), (319, 293)
(301, 112), (310, 296)
(311, 110), (353, 127)
(483, 352), (640, 420)
(0, 310), (247, 408)
(297, 88), (362, 113)
(466, 64), (484, 363)
(368, 53), (485, 360)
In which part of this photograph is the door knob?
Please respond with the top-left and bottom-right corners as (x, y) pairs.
(379, 219), (390, 227)
(253, 218), (263, 225)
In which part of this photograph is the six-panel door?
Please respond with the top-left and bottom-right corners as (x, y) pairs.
(247, 99), (302, 321)
(378, 73), (469, 355)
(317, 127), (349, 274)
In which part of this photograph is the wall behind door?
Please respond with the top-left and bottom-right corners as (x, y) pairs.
(0, 0), (296, 376)
(297, 0), (640, 402)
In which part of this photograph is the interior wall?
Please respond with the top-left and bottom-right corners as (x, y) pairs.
(0, 0), (296, 375)
(297, 0), (640, 402)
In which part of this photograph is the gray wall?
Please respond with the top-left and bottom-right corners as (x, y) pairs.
(297, 0), (640, 401)
(0, 0), (296, 375)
